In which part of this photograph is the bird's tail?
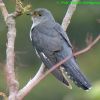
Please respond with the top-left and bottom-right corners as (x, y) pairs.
(63, 58), (91, 90)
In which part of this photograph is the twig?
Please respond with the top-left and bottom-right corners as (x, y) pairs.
(75, 35), (100, 56)
(62, 0), (80, 31)
(17, 34), (100, 99)
(0, 0), (8, 21)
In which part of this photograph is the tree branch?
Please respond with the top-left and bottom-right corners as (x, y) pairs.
(17, 63), (46, 100)
(0, 0), (19, 100)
(5, 14), (19, 100)
(0, 0), (31, 100)
(0, 0), (8, 21)
(62, 0), (80, 31)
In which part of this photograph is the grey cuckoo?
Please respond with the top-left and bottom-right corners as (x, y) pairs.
(28, 8), (91, 90)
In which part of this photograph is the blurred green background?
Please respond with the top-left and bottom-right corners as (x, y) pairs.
(0, 0), (100, 100)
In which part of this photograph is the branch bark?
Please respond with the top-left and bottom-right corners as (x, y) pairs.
(5, 15), (19, 100)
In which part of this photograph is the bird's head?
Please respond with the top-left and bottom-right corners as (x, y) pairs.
(27, 8), (55, 26)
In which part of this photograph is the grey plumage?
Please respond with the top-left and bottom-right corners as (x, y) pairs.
(29, 8), (91, 90)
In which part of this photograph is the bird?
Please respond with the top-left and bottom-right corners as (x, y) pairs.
(28, 8), (91, 90)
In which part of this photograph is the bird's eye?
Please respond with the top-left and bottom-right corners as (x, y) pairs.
(33, 11), (42, 17)
(38, 13), (42, 16)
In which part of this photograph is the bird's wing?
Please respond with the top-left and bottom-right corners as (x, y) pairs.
(38, 51), (72, 89)
(54, 23), (72, 48)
